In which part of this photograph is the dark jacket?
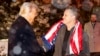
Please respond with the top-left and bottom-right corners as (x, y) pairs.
(53, 24), (90, 56)
(8, 16), (44, 56)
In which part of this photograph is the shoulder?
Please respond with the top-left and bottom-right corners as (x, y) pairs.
(95, 22), (100, 27)
(58, 24), (67, 34)
(10, 16), (29, 30)
(84, 22), (91, 29)
(84, 22), (90, 25)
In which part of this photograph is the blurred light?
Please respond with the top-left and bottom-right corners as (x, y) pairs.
(12, 0), (16, 2)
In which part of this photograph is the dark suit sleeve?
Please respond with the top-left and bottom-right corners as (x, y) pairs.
(79, 31), (90, 56)
(8, 26), (44, 56)
(18, 28), (44, 54)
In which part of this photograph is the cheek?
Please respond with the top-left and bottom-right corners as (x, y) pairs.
(33, 12), (38, 17)
(63, 18), (68, 24)
(64, 17), (68, 21)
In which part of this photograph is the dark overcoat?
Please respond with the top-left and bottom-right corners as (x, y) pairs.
(8, 16), (44, 56)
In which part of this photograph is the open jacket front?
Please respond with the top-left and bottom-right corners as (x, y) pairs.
(53, 24), (90, 56)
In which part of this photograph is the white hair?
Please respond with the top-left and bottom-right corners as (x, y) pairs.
(19, 2), (38, 16)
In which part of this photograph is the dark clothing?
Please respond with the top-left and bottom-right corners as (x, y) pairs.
(62, 29), (70, 56)
(8, 16), (44, 56)
(53, 24), (90, 56)
(90, 52), (100, 56)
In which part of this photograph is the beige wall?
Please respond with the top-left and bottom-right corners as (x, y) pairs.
(0, 39), (8, 56)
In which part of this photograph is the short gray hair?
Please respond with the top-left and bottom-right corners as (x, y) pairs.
(65, 6), (79, 18)
(19, 2), (38, 16)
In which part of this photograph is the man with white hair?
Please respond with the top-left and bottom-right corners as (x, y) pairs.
(8, 2), (44, 56)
